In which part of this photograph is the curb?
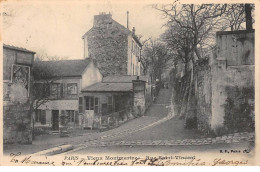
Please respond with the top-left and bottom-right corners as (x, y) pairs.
(32, 144), (74, 156)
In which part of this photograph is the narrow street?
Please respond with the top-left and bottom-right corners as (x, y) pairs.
(4, 88), (253, 156)
(62, 88), (253, 156)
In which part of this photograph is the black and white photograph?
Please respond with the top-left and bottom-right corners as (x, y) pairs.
(0, 0), (258, 166)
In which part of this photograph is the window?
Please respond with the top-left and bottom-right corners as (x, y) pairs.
(35, 110), (46, 125)
(133, 64), (135, 75)
(41, 110), (46, 124)
(94, 97), (100, 113)
(66, 110), (75, 122)
(67, 83), (77, 95)
(85, 96), (94, 110)
(51, 83), (61, 97)
(43, 83), (50, 97)
(108, 96), (113, 113)
(79, 97), (83, 114)
(35, 109), (41, 123)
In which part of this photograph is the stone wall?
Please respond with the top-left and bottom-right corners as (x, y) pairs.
(194, 59), (212, 133)
(211, 30), (255, 131)
(3, 81), (33, 144)
(3, 102), (32, 144)
(171, 30), (255, 135)
(85, 14), (129, 76)
(3, 47), (34, 144)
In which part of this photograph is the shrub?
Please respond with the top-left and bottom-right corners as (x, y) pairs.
(224, 86), (254, 133)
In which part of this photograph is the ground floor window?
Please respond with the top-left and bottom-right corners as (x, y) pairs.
(85, 96), (94, 110)
(66, 110), (75, 122)
(94, 97), (100, 113)
(35, 109), (46, 125)
(108, 96), (113, 113)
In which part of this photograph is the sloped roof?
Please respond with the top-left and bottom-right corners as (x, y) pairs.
(82, 82), (132, 92)
(82, 75), (149, 92)
(33, 58), (92, 80)
(102, 75), (149, 83)
(3, 44), (36, 54)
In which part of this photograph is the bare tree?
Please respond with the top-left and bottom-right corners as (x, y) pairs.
(139, 36), (151, 75)
(34, 50), (69, 61)
(223, 4), (246, 31)
(154, 4), (227, 61)
(142, 39), (171, 82)
(31, 55), (65, 138)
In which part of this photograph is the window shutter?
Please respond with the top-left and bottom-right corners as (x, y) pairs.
(79, 97), (83, 114)
(41, 110), (46, 125)
(75, 111), (79, 124)
(60, 83), (64, 98)
(46, 83), (50, 97)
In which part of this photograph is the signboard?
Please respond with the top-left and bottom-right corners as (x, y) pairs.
(16, 52), (34, 65)
(11, 64), (30, 97)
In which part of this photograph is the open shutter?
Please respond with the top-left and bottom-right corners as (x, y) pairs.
(41, 110), (46, 125)
(79, 97), (83, 114)
(60, 83), (64, 98)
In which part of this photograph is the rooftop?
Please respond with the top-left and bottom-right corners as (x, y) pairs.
(102, 75), (149, 83)
(82, 75), (149, 92)
(3, 44), (36, 54)
(82, 82), (132, 92)
(33, 58), (93, 80)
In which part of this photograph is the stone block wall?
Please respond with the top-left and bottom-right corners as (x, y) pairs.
(86, 20), (129, 76)
(3, 102), (32, 144)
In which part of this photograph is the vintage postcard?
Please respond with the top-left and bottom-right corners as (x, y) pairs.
(0, 0), (259, 166)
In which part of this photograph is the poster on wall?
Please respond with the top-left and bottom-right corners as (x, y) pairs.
(11, 64), (30, 96)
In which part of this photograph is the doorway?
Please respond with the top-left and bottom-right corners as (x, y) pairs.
(52, 110), (59, 131)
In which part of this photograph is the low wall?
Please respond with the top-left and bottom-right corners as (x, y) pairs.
(3, 102), (32, 144)
(3, 81), (33, 144)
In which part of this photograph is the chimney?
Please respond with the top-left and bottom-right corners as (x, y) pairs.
(93, 12), (112, 27)
(132, 27), (135, 35)
(127, 11), (129, 29)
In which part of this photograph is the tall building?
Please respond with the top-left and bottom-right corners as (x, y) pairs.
(82, 12), (142, 76)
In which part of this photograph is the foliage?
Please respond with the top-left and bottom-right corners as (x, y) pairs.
(224, 87), (255, 133)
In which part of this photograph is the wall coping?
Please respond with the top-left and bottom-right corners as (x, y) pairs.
(216, 29), (255, 36)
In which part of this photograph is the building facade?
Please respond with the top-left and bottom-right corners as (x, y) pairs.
(80, 75), (151, 130)
(33, 59), (102, 132)
(82, 13), (142, 76)
(3, 44), (35, 144)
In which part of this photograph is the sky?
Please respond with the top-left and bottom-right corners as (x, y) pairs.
(2, 0), (166, 60)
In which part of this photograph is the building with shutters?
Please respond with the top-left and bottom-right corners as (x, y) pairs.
(80, 75), (151, 130)
(33, 58), (102, 132)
